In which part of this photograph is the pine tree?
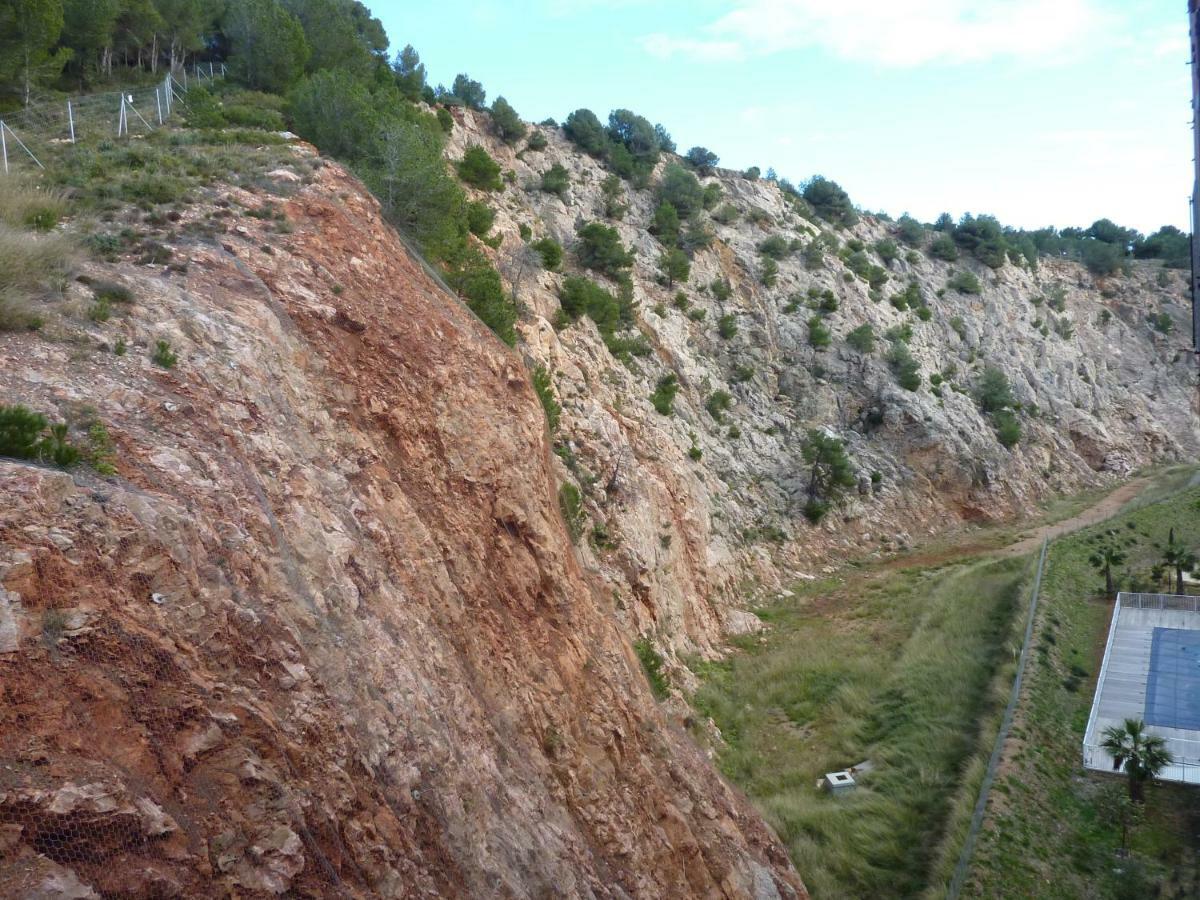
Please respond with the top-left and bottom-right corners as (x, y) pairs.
(393, 43), (425, 100)
(223, 0), (310, 94)
(0, 0), (68, 105)
(800, 430), (856, 523)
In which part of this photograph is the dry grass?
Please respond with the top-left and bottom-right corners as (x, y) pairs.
(0, 177), (69, 231)
(0, 225), (76, 331)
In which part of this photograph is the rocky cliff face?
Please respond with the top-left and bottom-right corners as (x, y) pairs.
(446, 108), (1200, 658)
(0, 156), (803, 897)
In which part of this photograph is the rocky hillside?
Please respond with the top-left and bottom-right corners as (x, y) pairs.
(446, 107), (1200, 658)
(0, 155), (803, 898)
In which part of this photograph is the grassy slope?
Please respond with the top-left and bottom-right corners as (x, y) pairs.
(967, 475), (1200, 898)
(691, 553), (1032, 898)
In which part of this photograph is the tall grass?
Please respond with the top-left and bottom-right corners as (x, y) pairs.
(0, 177), (68, 231)
(0, 226), (75, 331)
(692, 556), (1030, 898)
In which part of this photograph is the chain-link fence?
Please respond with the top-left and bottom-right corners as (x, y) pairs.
(0, 63), (225, 174)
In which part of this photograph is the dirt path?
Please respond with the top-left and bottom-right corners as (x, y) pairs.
(997, 475), (1154, 557)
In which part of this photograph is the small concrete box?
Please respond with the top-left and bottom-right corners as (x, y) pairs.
(823, 771), (856, 795)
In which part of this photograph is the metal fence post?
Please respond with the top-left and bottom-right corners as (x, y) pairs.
(67, 100), (75, 143)
(155, 88), (162, 125)
(1, 123), (7, 174)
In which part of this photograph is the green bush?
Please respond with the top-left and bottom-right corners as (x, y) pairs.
(875, 238), (899, 265)
(758, 234), (792, 260)
(358, 117), (468, 264)
(808, 315), (831, 350)
(803, 498), (830, 524)
(563, 108), (608, 156)
(846, 323), (875, 354)
(526, 130), (547, 151)
(457, 145), (503, 190)
(466, 201), (495, 237)
(712, 203), (739, 225)
(650, 373), (680, 415)
(717, 314), (738, 339)
(746, 207), (773, 227)
(0, 405), (81, 467)
(86, 278), (132, 304)
(633, 637), (669, 699)
(803, 242), (824, 269)
(929, 234), (959, 261)
(532, 236), (563, 270)
(844, 249), (871, 279)
(151, 339), (178, 369)
(450, 74), (487, 109)
(975, 367), (1015, 413)
(993, 409), (1021, 448)
(540, 163), (570, 196)
(800, 429), (857, 521)
(706, 390), (733, 422)
(761, 258), (778, 287)
(686, 146), (720, 174)
(558, 482), (584, 542)
(1081, 239), (1124, 276)
(558, 275), (645, 360)
(702, 182), (723, 210)
(731, 362), (754, 383)
(489, 96), (527, 144)
(658, 163), (705, 218)
(223, 104), (286, 130)
(576, 221), (634, 276)
(890, 281), (921, 310)
(661, 248), (690, 286)
(947, 270), (982, 294)
(711, 278), (732, 302)
(436, 107), (453, 133)
(897, 214), (925, 246)
(650, 201), (680, 246)
(888, 341), (921, 390)
(802, 176), (857, 227)
(1148, 311), (1173, 333)
(600, 175), (627, 219)
(532, 365), (561, 432)
(448, 253), (518, 346)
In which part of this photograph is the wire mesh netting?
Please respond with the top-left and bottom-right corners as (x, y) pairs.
(0, 66), (224, 173)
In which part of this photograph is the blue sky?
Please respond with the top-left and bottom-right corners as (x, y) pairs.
(374, 0), (1190, 234)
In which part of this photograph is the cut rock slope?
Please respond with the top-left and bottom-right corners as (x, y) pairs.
(447, 108), (1200, 657)
(0, 156), (803, 898)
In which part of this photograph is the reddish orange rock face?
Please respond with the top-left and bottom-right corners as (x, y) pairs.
(0, 158), (805, 899)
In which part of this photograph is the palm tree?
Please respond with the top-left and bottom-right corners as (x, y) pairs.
(1160, 528), (1197, 594)
(1100, 718), (1173, 802)
(1089, 539), (1126, 597)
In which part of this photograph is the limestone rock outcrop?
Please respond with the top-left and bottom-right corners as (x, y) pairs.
(446, 108), (1200, 656)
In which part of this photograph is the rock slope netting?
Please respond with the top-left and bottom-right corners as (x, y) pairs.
(446, 109), (1200, 656)
(0, 159), (804, 898)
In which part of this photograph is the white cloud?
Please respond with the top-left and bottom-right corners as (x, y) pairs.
(644, 0), (1116, 66)
(640, 34), (745, 61)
